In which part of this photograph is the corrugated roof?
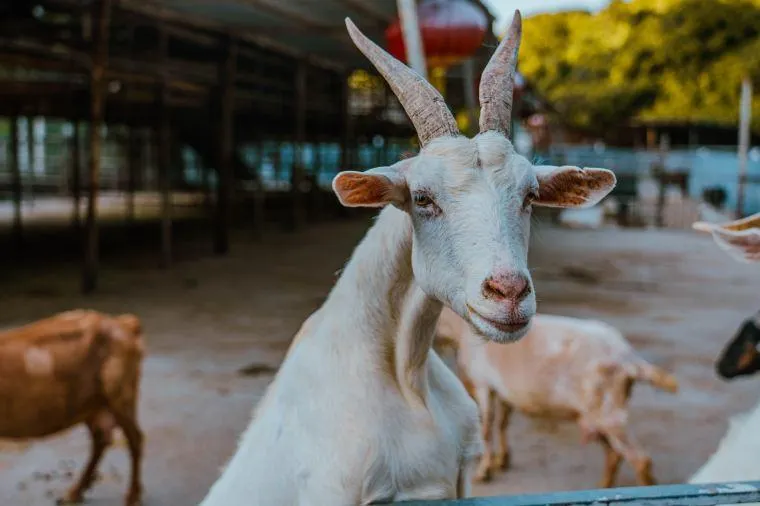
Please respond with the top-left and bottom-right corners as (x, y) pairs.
(121, 0), (399, 70)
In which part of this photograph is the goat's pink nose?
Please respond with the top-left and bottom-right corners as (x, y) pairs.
(482, 272), (531, 302)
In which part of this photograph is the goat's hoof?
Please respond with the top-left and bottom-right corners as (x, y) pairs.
(494, 453), (511, 471)
(125, 493), (143, 506)
(56, 492), (84, 505)
(474, 468), (492, 483)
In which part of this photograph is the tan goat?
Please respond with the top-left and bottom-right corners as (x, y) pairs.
(434, 308), (678, 488)
(0, 309), (145, 506)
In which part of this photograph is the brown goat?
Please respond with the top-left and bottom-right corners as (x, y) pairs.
(0, 310), (145, 506)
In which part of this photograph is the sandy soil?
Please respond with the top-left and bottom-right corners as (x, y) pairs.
(1, 215), (759, 505)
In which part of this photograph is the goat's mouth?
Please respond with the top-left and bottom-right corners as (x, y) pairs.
(466, 304), (531, 339)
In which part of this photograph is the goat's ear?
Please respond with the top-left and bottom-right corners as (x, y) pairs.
(533, 165), (616, 209)
(332, 165), (407, 208)
(693, 217), (760, 263)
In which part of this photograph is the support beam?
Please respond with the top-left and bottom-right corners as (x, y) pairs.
(126, 125), (138, 225)
(70, 120), (81, 230)
(337, 72), (352, 218)
(156, 27), (172, 268)
(252, 139), (266, 238)
(82, 0), (112, 294)
(291, 59), (307, 231)
(214, 36), (237, 255)
(26, 116), (35, 205)
(9, 114), (22, 256)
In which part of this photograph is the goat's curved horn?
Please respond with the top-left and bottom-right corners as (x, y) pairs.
(479, 10), (522, 136)
(345, 18), (459, 147)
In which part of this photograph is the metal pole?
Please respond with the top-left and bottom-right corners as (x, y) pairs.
(462, 58), (477, 136)
(396, 0), (427, 79)
(737, 77), (752, 219)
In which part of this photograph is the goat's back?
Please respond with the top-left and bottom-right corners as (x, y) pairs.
(0, 310), (144, 438)
(448, 310), (637, 416)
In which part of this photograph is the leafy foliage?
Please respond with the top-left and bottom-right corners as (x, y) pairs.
(518, 0), (760, 135)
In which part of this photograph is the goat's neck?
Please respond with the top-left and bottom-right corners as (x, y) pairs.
(321, 206), (442, 404)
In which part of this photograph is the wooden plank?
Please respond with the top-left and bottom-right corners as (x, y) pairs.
(9, 114), (22, 255)
(82, 0), (112, 294)
(396, 481), (760, 506)
(214, 35), (238, 255)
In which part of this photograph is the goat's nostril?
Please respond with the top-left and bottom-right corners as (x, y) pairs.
(482, 278), (508, 299)
(482, 274), (531, 302)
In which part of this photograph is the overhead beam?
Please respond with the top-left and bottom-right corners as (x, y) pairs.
(338, 0), (394, 24)
(118, 0), (348, 71)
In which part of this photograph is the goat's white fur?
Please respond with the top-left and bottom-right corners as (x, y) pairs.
(200, 208), (480, 505)
(689, 402), (760, 485)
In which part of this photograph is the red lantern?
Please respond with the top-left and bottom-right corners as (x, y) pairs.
(385, 0), (488, 69)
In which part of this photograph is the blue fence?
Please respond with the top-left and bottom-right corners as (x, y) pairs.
(395, 482), (760, 506)
(546, 145), (760, 215)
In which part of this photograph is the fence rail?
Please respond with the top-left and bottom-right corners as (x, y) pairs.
(395, 481), (760, 506)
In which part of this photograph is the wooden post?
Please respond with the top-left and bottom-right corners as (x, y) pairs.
(214, 36), (237, 255)
(252, 139), (266, 238)
(156, 27), (172, 268)
(737, 77), (752, 219)
(26, 116), (35, 205)
(655, 133), (670, 228)
(9, 114), (22, 255)
(291, 59), (307, 230)
(126, 125), (138, 225)
(71, 119), (81, 231)
(337, 73), (353, 218)
(82, 0), (112, 294)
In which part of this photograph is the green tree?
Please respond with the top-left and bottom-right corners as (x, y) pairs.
(517, 0), (760, 135)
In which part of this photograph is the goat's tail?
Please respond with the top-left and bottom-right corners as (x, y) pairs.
(632, 361), (679, 394)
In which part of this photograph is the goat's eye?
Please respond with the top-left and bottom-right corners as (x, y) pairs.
(413, 193), (434, 208)
(523, 190), (538, 210)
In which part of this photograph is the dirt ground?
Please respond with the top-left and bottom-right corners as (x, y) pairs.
(1, 215), (759, 505)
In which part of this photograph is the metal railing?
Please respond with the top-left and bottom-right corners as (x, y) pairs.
(395, 482), (760, 506)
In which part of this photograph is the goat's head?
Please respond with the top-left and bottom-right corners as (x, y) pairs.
(716, 313), (760, 379)
(333, 12), (616, 342)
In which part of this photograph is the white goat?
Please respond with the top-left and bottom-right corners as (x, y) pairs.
(690, 212), (760, 495)
(200, 12), (616, 506)
(689, 403), (760, 484)
(434, 308), (678, 488)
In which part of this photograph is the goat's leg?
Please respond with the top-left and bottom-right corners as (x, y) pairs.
(108, 399), (144, 506)
(58, 411), (115, 504)
(600, 425), (655, 486)
(493, 400), (513, 471)
(597, 435), (622, 489)
(473, 387), (496, 482)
